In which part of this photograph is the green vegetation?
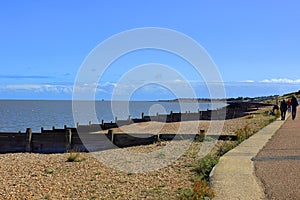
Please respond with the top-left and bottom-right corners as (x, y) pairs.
(217, 141), (238, 157)
(158, 151), (166, 158)
(179, 142), (236, 199)
(235, 124), (252, 141)
(282, 90), (300, 99)
(44, 169), (54, 174)
(43, 195), (50, 199)
(66, 150), (86, 162)
(94, 171), (101, 176)
(179, 180), (215, 200)
(193, 154), (219, 181)
(262, 91), (300, 104)
(179, 104), (279, 199)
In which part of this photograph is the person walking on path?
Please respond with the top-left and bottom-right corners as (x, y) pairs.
(287, 99), (291, 112)
(291, 96), (298, 120)
(280, 100), (288, 120)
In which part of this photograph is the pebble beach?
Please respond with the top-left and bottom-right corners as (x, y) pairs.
(0, 106), (274, 199)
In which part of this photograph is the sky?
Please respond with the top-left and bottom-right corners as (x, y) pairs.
(0, 0), (300, 100)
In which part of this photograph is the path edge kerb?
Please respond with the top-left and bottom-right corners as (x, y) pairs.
(209, 115), (289, 199)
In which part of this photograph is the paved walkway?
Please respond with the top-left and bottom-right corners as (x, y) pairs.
(254, 111), (300, 199)
(210, 113), (290, 199)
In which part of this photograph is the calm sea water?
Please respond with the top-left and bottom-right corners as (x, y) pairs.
(0, 100), (226, 132)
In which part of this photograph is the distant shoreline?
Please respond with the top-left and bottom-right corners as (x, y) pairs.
(0, 94), (282, 102)
(159, 95), (280, 103)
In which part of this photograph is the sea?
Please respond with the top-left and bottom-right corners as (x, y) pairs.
(0, 100), (227, 132)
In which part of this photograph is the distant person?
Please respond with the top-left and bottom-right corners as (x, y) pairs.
(280, 100), (288, 120)
(271, 104), (279, 115)
(287, 99), (291, 112)
(291, 96), (299, 120)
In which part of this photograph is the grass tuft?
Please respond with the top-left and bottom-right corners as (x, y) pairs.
(66, 150), (86, 162)
(44, 169), (54, 174)
(193, 154), (219, 181)
(179, 180), (215, 200)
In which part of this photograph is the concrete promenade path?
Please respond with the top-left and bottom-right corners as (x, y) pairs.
(210, 113), (291, 199)
(254, 111), (300, 199)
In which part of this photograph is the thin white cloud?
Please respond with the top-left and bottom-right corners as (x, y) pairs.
(3, 84), (41, 90)
(96, 82), (116, 93)
(72, 82), (117, 95)
(100, 82), (117, 88)
(242, 80), (255, 83)
(260, 78), (300, 84)
(0, 84), (73, 93)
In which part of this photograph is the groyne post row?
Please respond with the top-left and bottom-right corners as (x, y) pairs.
(76, 103), (252, 131)
(0, 126), (237, 154)
(0, 102), (264, 153)
(76, 101), (262, 131)
(0, 127), (190, 153)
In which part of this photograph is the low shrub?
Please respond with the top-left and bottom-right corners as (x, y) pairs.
(179, 180), (215, 200)
(217, 141), (238, 157)
(44, 169), (54, 174)
(193, 154), (219, 181)
(235, 124), (252, 141)
(67, 150), (85, 162)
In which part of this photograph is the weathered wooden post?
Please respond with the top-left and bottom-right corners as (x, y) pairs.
(142, 112), (144, 119)
(52, 126), (55, 130)
(64, 125), (67, 129)
(66, 129), (72, 151)
(89, 121), (92, 127)
(76, 122), (79, 128)
(101, 119), (104, 126)
(199, 129), (205, 141)
(115, 116), (118, 123)
(170, 111), (173, 122)
(41, 127), (44, 133)
(26, 128), (32, 152)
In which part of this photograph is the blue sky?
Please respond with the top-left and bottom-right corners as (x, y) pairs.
(1, 0), (300, 100)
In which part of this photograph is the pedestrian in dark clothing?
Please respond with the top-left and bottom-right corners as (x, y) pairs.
(280, 100), (288, 120)
(291, 96), (299, 120)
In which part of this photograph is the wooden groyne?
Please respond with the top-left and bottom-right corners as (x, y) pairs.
(80, 102), (267, 131)
(0, 127), (237, 154)
(0, 102), (269, 154)
(77, 102), (270, 131)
